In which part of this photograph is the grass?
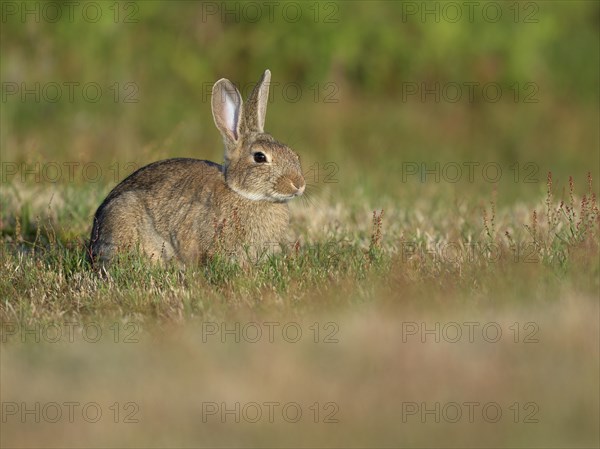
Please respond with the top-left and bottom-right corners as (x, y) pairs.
(2, 2), (599, 443)
(0, 171), (598, 447)
(2, 171), (597, 323)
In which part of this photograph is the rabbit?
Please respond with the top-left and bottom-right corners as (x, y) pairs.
(88, 70), (305, 266)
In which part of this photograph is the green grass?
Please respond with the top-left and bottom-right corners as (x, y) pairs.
(2, 170), (598, 326)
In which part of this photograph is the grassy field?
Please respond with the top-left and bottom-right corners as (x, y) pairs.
(1, 1), (599, 447)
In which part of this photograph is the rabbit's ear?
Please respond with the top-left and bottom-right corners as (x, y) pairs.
(212, 79), (243, 144)
(245, 69), (271, 133)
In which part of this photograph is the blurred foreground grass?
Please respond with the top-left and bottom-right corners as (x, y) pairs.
(2, 299), (598, 447)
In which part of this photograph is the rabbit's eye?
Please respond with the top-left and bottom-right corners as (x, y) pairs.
(253, 152), (268, 163)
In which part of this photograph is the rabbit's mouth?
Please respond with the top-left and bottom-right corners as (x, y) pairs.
(229, 176), (305, 203)
(228, 185), (294, 203)
(270, 190), (304, 203)
(256, 190), (302, 203)
(237, 190), (301, 203)
(273, 176), (306, 199)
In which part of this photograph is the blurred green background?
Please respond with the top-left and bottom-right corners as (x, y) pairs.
(1, 0), (598, 208)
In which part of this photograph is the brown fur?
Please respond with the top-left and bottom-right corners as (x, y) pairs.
(89, 70), (305, 266)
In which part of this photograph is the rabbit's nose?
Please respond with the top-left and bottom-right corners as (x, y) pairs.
(292, 182), (305, 196)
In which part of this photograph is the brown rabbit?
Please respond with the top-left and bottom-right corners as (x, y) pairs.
(89, 70), (305, 266)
